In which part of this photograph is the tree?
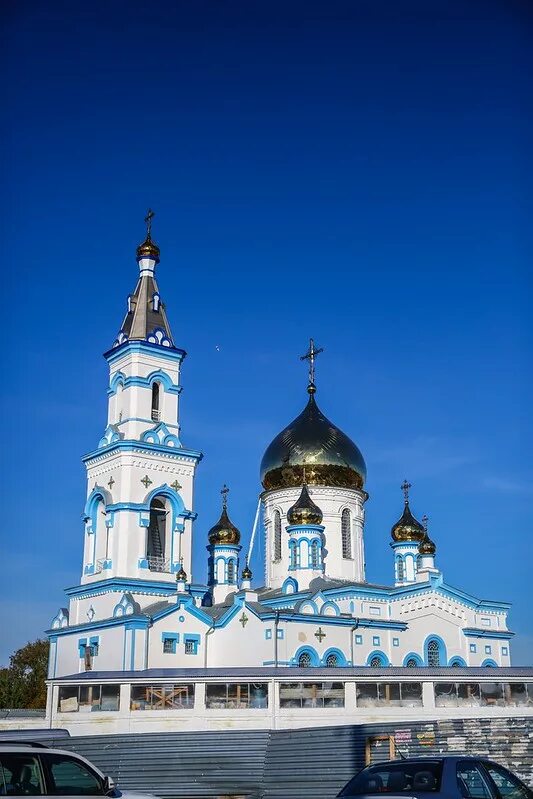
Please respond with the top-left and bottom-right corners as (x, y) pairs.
(0, 639), (49, 709)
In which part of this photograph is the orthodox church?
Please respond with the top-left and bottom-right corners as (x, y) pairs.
(47, 218), (513, 691)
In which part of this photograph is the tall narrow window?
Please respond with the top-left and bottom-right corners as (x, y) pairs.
(427, 639), (440, 667)
(290, 542), (298, 569)
(151, 382), (161, 422)
(341, 509), (352, 559)
(396, 556), (404, 582)
(310, 540), (320, 568)
(147, 498), (167, 571)
(273, 510), (282, 561)
(227, 559), (235, 584)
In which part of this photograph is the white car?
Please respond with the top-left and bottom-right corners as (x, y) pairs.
(0, 743), (158, 799)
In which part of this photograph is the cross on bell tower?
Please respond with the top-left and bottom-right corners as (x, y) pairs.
(300, 338), (324, 393)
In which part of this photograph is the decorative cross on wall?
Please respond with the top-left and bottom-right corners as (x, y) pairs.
(314, 627), (326, 642)
(108, 476), (115, 489)
(171, 480), (182, 492)
(239, 612), (249, 628)
(141, 475), (153, 489)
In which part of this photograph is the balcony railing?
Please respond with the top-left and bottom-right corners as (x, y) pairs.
(147, 555), (171, 573)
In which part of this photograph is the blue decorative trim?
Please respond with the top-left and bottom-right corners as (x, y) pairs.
(83, 440), (203, 465)
(298, 600), (319, 614)
(104, 340), (186, 365)
(108, 369), (182, 397)
(481, 658), (498, 667)
(65, 577), (178, 600)
(403, 652), (423, 666)
(141, 422), (181, 448)
(449, 656), (467, 667)
(366, 650), (390, 667)
(462, 628), (515, 639)
(292, 645), (320, 667)
(282, 577), (299, 594)
(98, 424), (123, 448)
(48, 615), (149, 638)
(320, 601), (340, 617)
(321, 647), (347, 667)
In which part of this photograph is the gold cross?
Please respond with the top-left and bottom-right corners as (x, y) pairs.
(239, 612), (248, 628)
(141, 475), (153, 489)
(171, 480), (182, 492)
(300, 338), (324, 387)
(314, 627), (326, 642)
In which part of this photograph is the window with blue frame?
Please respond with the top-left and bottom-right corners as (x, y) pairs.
(485, 645), (492, 655)
(355, 635), (363, 645)
(502, 646), (508, 656)
(265, 629), (272, 640)
(184, 635), (200, 655)
(372, 636), (380, 646)
(470, 643), (477, 653)
(393, 638), (400, 647)
(162, 633), (178, 654)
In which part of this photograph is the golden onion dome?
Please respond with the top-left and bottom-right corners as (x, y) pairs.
(242, 562), (252, 580)
(418, 532), (436, 556)
(208, 486), (241, 546)
(260, 387), (366, 491)
(287, 483), (323, 526)
(136, 235), (160, 261)
(176, 564), (187, 582)
(391, 501), (425, 542)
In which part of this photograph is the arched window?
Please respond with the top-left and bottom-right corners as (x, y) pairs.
(147, 498), (166, 570)
(290, 542), (298, 569)
(370, 656), (383, 668)
(326, 653), (338, 668)
(341, 509), (352, 559)
(406, 658), (418, 668)
(273, 510), (282, 561)
(310, 540), (320, 568)
(151, 382), (161, 421)
(298, 652), (311, 668)
(396, 556), (404, 582)
(427, 639), (440, 667)
(227, 559), (235, 584)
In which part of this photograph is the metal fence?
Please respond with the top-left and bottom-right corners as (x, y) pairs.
(34, 716), (533, 799)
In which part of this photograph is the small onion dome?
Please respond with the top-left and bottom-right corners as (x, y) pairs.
(208, 506), (241, 546)
(260, 388), (366, 491)
(136, 235), (160, 261)
(176, 564), (187, 582)
(418, 532), (436, 556)
(287, 483), (323, 526)
(242, 563), (252, 580)
(391, 501), (425, 542)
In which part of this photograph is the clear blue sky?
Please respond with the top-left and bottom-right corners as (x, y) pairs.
(1, 0), (532, 665)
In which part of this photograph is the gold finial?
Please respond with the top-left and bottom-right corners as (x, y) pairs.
(221, 483), (229, 510)
(300, 338), (324, 393)
(401, 479), (412, 504)
(422, 513), (429, 533)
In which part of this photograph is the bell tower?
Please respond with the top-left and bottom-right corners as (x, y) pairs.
(81, 212), (202, 587)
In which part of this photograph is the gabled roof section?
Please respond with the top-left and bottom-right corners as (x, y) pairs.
(113, 271), (174, 349)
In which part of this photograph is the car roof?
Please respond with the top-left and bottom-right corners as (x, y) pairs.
(364, 756), (483, 765)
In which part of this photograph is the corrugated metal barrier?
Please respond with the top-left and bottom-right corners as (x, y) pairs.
(37, 716), (533, 799)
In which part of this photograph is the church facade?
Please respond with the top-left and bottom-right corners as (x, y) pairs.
(44, 222), (521, 730)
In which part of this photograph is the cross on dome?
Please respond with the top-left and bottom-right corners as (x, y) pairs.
(221, 483), (229, 509)
(300, 338), (323, 393)
(401, 479), (412, 504)
(145, 208), (155, 239)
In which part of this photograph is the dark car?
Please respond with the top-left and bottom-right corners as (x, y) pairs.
(337, 755), (532, 799)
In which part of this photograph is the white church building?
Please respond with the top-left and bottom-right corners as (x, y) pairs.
(44, 219), (529, 734)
